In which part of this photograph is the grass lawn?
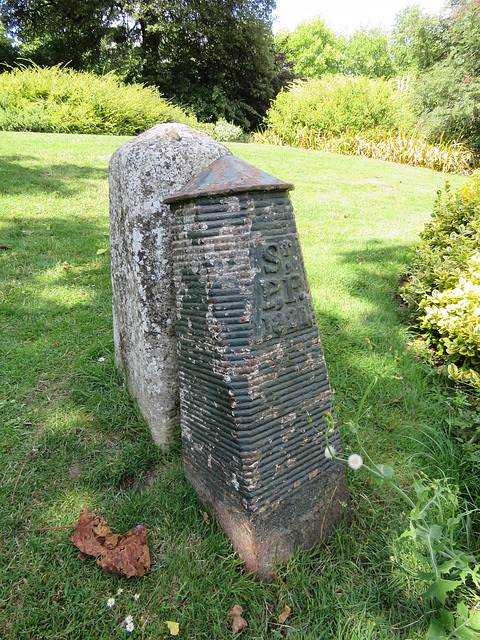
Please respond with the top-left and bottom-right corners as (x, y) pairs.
(0, 131), (472, 639)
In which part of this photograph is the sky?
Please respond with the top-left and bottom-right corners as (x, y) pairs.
(272, 0), (447, 35)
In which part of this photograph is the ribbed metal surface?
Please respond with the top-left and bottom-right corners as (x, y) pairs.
(168, 156), (349, 577)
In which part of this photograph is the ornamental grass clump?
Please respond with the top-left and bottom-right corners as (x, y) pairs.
(401, 171), (480, 388)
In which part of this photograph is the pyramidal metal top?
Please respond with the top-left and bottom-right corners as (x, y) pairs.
(164, 155), (294, 205)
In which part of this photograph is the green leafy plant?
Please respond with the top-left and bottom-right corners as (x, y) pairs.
(401, 171), (480, 389)
(317, 380), (480, 639)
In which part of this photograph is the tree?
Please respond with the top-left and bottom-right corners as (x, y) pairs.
(341, 27), (397, 79)
(0, 0), (121, 69)
(390, 4), (449, 74)
(278, 17), (343, 79)
(129, 0), (278, 130)
(410, 0), (480, 154)
(0, 19), (18, 64)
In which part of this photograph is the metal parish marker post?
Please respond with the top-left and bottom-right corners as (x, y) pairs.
(165, 155), (350, 580)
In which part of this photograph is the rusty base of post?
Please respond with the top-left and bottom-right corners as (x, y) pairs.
(184, 460), (351, 582)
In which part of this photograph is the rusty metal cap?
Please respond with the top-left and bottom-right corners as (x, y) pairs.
(164, 155), (294, 205)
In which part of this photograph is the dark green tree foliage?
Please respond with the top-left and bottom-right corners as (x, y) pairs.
(0, 0), (120, 69)
(0, 20), (17, 64)
(129, 0), (277, 129)
(411, 0), (480, 154)
(270, 34), (297, 94)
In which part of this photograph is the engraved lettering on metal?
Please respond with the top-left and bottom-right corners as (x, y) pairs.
(165, 156), (350, 580)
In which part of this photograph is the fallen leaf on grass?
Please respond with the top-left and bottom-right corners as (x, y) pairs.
(166, 621), (179, 636)
(229, 605), (247, 634)
(278, 605), (292, 624)
(69, 509), (150, 577)
(0, 244), (11, 250)
(200, 510), (211, 525)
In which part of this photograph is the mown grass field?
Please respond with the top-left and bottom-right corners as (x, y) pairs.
(0, 131), (469, 639)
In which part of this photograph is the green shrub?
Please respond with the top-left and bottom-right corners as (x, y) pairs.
(0, 63), (198, 135)
(259, 75), (413, 142)
(212, 118), (246, 142)
(401, 171), (480, 389)
(253, 74), (474, 172)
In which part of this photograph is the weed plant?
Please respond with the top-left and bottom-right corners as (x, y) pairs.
(2, 132), (479, 639)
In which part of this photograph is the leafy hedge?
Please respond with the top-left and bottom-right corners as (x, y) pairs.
(401, 172), (480, 389)
(0, 64), (198, 135)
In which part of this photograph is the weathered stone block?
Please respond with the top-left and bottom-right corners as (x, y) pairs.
(166, 155), (350, 580)
(108, 123), (231, 448)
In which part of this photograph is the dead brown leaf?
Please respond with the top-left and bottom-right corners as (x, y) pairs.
(69, 509), (150, 577)
(229, 605), (247, 634)
(278, 605), (292, 624)
(200, 510), (211, 525)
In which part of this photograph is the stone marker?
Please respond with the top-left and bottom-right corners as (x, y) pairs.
(166, 155), (350, 580)
(108, 123), (231, 448)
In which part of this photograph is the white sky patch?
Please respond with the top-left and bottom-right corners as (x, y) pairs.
(272, 0), (447, 35)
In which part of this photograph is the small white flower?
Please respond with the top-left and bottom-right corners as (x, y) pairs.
(98, 357), (105, 362)
(117, 588), (124, 596)
(324, 445), (336, 460)
(106, 597), (115, 608)
(348, 454), (363, 470)
(125, 615), (133, 624)
(133, 593), (140, 601)
(126, 621), (134, 633)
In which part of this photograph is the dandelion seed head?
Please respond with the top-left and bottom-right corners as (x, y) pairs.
(348, 454), (363, 470)
(324, 446), (336, 460)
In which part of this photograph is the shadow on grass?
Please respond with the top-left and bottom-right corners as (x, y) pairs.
(0, 154), (107, 197)
(0, 218), (459, 638)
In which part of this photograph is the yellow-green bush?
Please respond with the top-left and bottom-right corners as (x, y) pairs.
(257, 75), (412, 140)
(253, 74), (474, 172)
(421, 253), (480, 389)
(402, 172), (480, 389)
(0, 63), (197, 135)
